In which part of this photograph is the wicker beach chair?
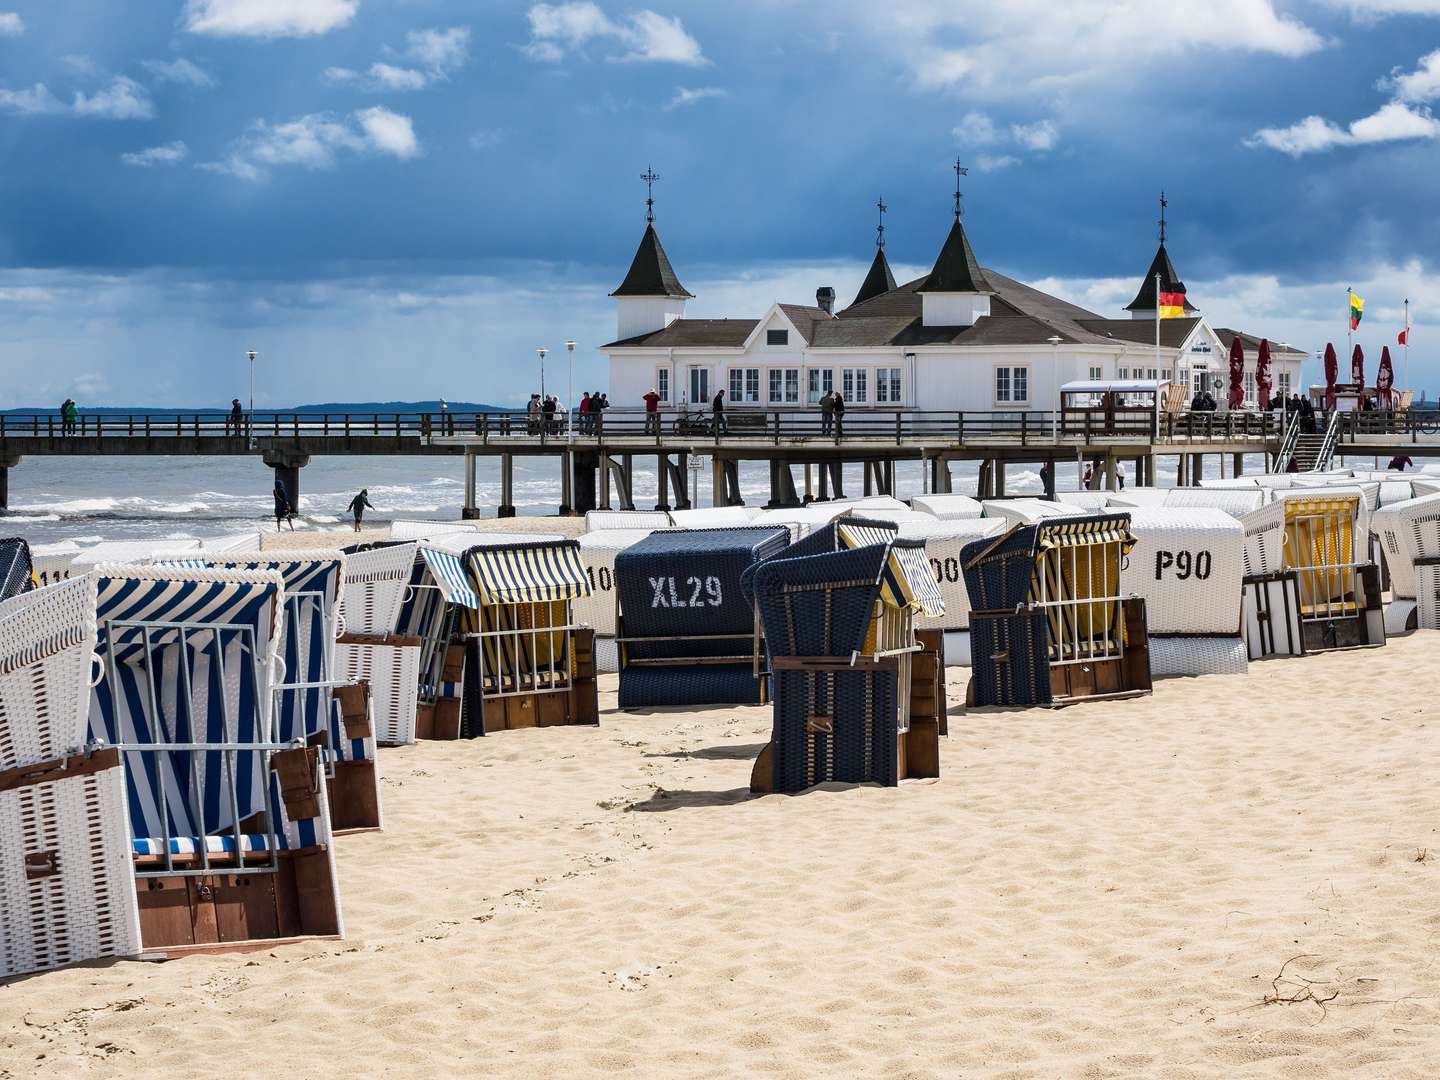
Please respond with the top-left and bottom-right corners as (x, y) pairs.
(584, 509), (674, 531)
(667, 507), (763, 527)
(910, 493), (985, 520)
(387, 519), (486, 542)
(1370, 492), (1440, 632)
(0, 537), (36, 600)
(336, 542), (422, 746)
(1239, 491), (1384, 656)
(1162, 487), (1265, 516)
(614, 526), (789, 708)
(0, 568), (343, 979)
(30, 542), (82, 586)
(979, 498), (1077, 528)
(1120, 508), (1248, 677)
(575, 529), (655, 638)
(746, 520), (946, 794)
(961, 513), (1152, 707)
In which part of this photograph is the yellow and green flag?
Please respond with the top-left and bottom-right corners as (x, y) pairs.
(1349, 291), (1364, 330)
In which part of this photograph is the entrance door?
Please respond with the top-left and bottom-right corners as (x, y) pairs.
(688, 367), (709, 407)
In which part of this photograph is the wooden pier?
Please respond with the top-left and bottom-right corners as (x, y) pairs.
(4, 407), (1438, 515)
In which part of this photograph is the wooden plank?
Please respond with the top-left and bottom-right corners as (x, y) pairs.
(505, 695), (537, 729)
(537, 691), (567, 727)
(290, 847), (341, 937)
(571, 680), (599, 725)
(136, 877), (196, 950)
(327, 761), (381, 832)
(0, 746), (121, 794)
(905, 718), (941, 779)
(213, 873), (280, 944)
(188, 878), (220, 946)
(432, 697), (463, 740)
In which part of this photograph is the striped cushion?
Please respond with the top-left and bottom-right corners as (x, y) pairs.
(132, 832), (289, 856)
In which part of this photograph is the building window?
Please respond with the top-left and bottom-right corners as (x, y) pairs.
(1089, 366), (1103, 381)
(842, 368), (868, 404)
(807, 368), (834, 404)
(688, 366), (709, 406)
(1146, 368), (1159, 381)
(1279, 371), (1292, 396)
(729, 368), (760, 404)
(766, 329), (788, 346)
(995, 366), (1028, 404)
(1118, 367), (1129, 380)
(876, 367), (902, 403)
(770, 368), (799, 404)
(655, 368), (670, 403)
(1193, 370), (1209, 396)
(1244, 371), (1256, 402)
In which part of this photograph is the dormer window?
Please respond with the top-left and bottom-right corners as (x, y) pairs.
(766, 329), (788, 346)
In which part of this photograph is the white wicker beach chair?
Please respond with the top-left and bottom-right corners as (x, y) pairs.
(1162, 487), (1265, 517)
(388, 519), (485, 542)
(1412, 478), (1440, 498)
(1106, 488), (1171, 509)
(980, 498), (1075, 527)
(584, 509), (673, 531)
(1120, 508), (1248, 677)
(1054, 491), (1112, 511)
(30, 542), (81, 586)
(1197, 478), (1263, 491)
(667, 506), (762, 527)
(910, 493), (984, 520)
(69, 539), (205, 571)
(574, 529), (655, 636)
(201, 531), (264, 553)
(1370, 492), (1440, 632)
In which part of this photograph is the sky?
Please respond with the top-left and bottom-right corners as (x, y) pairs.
(2, 0), (1440, 408)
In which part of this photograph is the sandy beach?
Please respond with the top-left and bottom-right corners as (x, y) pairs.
(2, 632), (1437, 1078)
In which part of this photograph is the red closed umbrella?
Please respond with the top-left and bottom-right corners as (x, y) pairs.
(1377, 345), (1395, 410)
(1323, 342), (1338, 410)
(1256, 338), (1272, 407)
(1227, 336), (1245, 409)
(1351, 343), (1365, 388)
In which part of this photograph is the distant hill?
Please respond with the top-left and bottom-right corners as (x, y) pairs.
(1, 400), (506, 414)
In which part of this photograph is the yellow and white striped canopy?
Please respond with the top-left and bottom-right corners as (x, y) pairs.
(836, 520), (944, 617)
(465, 541), (592, 606)
(1036, 517), (1135, 552)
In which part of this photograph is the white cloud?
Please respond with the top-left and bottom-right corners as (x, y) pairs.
(0, 286), (52, 304)
(975, 153), (1019, 172)
(73, 76), (154, 119)
(1249, 101), (1440, 154)
(184, 0), (357, 38)
(1010, 118), (1057, 151)
(326, 26), (470, 92)
(522, 3), (709, 66)
(61, 55), (98, 75)
(1384, 48), (1440, 102)
(664, 86), (726, 109)
(355, 105), (419, 158)
(143, 57), (216, 88)
(0, 83), (64, 115)
(1325, 0), (1440, 17)
(872, 1), (1322, 97)
(0, 12), (21, 36)
(368, 62), (429, 91)
(0, 76), (153, 119)
(122, 141), (189, 167)
(952, 111), (997, 144)
(199, 107), (419, 179)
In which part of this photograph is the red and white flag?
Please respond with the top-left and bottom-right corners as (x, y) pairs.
(1398, 320), (1411, 346)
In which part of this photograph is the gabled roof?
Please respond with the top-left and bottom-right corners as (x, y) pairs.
(914, 217), (992, 294)
(1124, 243), (1196, 312)
(1213, 328), (1307, 356)
(775, 304), (834, 346)
(852, 247), (897, 307)
(610, 223), (694, 299)
(1075, 317), (1202, 349)
(602, 318), (755, 349)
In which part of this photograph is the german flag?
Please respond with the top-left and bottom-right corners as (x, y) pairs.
(1158, 288), (1186, 319)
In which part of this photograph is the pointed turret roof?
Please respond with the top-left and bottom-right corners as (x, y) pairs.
(851, 246), (897, 307)
(611, 223), (693, 298)
(915, 217), (992, 294)
(1124, 243), (1197, 312)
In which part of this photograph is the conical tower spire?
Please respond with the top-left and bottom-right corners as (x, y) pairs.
(611, 167), (692, 299)
(851, 196), (897, 307)
(1125, 192), (1194, 315)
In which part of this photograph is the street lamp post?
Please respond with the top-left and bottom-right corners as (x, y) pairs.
(246, 349), (256, 446)
(537, 347), (548, 436)
(565, 340), (576, 439)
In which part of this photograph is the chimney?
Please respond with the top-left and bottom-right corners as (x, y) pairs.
(816, 286), (836, 315)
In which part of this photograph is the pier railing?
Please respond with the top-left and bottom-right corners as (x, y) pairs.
(0, 407), (1290, 447)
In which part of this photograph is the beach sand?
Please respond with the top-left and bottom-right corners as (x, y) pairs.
(4, 637), (1439, 1077)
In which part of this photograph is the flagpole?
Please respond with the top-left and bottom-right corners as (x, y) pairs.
(1404, 297), (1410, 396)
(1154, 272), (1161, 379)
(1346, 287), (1353, 376)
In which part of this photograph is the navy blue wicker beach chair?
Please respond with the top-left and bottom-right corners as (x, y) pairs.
(961, 513), (1152, 708)
(747, 519), (946, 794)
(614, 526), (790, 708)
(0, 537), (36, 600)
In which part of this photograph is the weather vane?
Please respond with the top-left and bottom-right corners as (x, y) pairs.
(953, 158), (968, 220)
(641, 166), (659, 224)
(876, 196), (887, 249)
(1159, 190), (1167, 245)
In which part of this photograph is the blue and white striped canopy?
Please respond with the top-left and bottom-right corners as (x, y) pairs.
(420, 545), (482, 609)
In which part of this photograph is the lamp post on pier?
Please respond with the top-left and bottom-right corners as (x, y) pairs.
(565, 339), (576, 439)
(537, 347), (548, 436)
(246, 349), (256, 447)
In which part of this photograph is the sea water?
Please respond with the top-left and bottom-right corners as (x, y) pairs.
(0, 452), (1238, 547)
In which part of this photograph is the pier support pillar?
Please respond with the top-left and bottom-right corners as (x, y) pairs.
(817, 460), (830, 501)
(560, 449), (574, 515)
(993, 460), (1006, 497)
(829, 461), (846, 500)
(767, 460), (800, 508)
(656, 453), (670, 512)
(572, 452), (598, 516)
(262, 449), (310, 513)
(597, 451), (611, 511)
(712, 456), (728, 507)
(0, 453), (18, 512)
(1105, 456), (1119, 492)
(863, 462), (873, 497)
(461, 449), (480, 519)
(1232, 452), (1245, 477)
(1189, 453), (1204, 486)
(930, 456), (952, 494)
(498, 453), (516, 517)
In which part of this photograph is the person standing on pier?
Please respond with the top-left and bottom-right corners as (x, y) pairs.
(273, 480), (295, 531)
(59, 398), (77, 435)
(348, 488), (375, 532)
(542, 394), (558, 435)
(819, 389), (834, 435)
(578, 391), (592, 434)
(643, 387), (661, 434)
(527, 394), (541, 435)
(832, 390), (845, 437)
(711, 388), (727, 435)
(229, 398), (243, 437)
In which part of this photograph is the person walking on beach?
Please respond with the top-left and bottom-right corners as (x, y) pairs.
(1388, 454), (1414, 471)
(711, 388), (727, 435)
(643, 387), (661, 435)
(347, 488), (374, 532)
(819, 389), (834, 436)
(273, 480), (295, 531)
(229, 398), (243, 437)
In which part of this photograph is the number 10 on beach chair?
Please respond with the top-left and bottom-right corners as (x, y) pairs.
(961, 513), (1153, 708)
(746, 519), (946, 794)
